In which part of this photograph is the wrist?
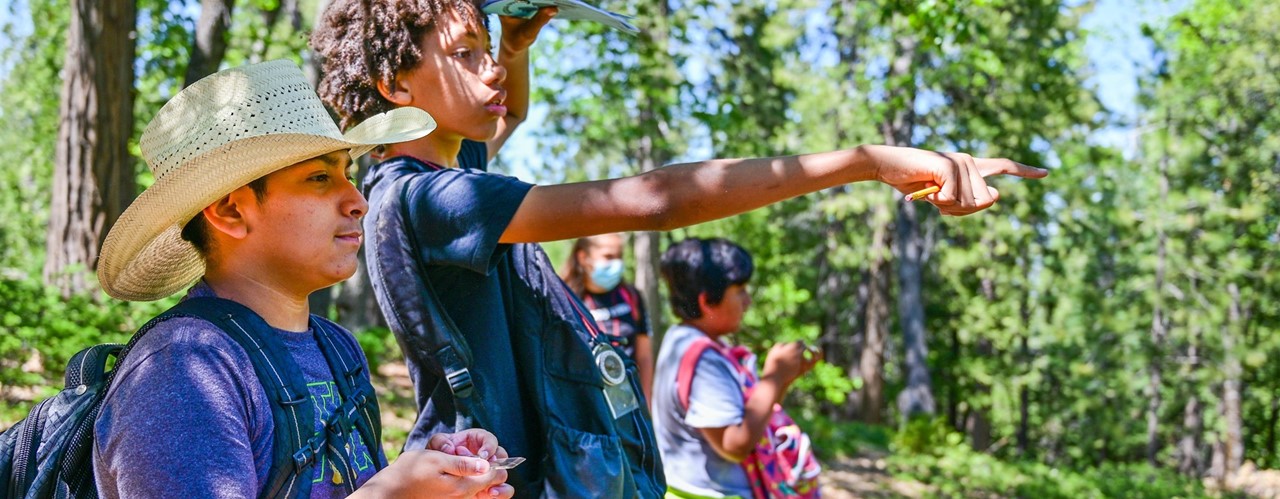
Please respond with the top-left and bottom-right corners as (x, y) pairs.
(850, 144), (881, 184)
(499, 42), (528, 59)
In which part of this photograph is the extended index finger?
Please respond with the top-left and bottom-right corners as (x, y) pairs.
(975, 158), (1049, 179)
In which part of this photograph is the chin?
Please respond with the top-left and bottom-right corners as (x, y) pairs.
(466, 123), (500, 142)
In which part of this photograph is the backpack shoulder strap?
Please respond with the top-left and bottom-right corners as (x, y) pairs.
(676, 336), (735, 412)
(309, 317), (387, 471)
(363, 177), (475, 401)
(618, 285), (642, 323)
(162, 297), (316, 499)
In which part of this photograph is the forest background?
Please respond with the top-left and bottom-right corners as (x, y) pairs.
(1, 0), (1277, 496)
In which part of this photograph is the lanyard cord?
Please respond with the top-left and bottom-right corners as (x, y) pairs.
(558, 280), (602, 340)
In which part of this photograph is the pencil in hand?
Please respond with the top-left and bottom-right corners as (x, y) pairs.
(904, 185), (941, 202)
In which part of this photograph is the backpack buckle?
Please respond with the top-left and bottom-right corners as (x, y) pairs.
(292, 448), (316, 468)
(435, 345), (474, 398)
(444, 367), (473, 398)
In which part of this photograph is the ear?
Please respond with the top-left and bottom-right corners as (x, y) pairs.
(575, 249), (592, 268)
(375, 73), (413, 106)
(202, 186), (257, 241)
(696, 291), (715, 317)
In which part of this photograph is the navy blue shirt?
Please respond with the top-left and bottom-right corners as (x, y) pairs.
(362, 140), (665, 498)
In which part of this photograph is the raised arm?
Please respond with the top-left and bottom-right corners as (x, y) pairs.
(500, 145), (1048, 244)
(486, 7), (557, 160)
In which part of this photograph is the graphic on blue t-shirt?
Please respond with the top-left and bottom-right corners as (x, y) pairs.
(308, 381), (374, 484)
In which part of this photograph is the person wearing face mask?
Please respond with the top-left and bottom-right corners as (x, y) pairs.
(561, 233), (654, 402)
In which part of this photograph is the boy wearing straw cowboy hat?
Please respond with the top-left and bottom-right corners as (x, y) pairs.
(311, 1), (1048, 497)
(93, 60), (514, 498)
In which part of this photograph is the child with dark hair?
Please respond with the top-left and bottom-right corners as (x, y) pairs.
(311, 1), (1045, 497)
(654, 238), (819, 498)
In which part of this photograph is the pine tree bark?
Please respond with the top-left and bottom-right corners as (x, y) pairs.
(817, 0), (871, 422)
(1221, 282), (1245, 476)
(44, 0), (137, 295)
(185, 0), (237, 87)
(861, 217), (891, 425)
(815, 205), (860, 419)
(967, 254), (996, 451)
(1176, 336), (1204, 476)
(883, 29), (934, 421)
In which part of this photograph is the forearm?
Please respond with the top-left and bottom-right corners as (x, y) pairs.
(719, 376), (787, 461)
(502, 147), (876, 243)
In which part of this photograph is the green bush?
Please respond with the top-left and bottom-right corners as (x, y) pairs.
(354, 326), (401, 374)
(794, 413), (892, 460)
(893, 415), (956, 455)
(0, 274), (174, 424)
(889, 434), (1222, 498)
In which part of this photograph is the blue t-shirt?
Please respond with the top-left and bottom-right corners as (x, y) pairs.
(93, 283), (380, 498)
(362, 140), (665, 498)
(652, 324), (752, 498)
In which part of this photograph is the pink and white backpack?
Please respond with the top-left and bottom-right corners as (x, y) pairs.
(677, 338), (822, 499)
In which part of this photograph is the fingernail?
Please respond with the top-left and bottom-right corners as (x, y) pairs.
(480, 449), (491, 459)
(475, 459), (489, 473)
(491, 488), (502, 497)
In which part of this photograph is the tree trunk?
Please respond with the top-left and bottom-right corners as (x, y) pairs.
(44, 0), (137, 296)
(634, 229), (664, 342)
(816, 202), (861, 419)
(1266, 394), (1279, 469)
(861, 216), (891, 425)
(966, 238), (997, 451)
(1017, 335), (1031, 457)
(1176, 336), (1204, 476)
(185, 0), (236, 87)
(1147, 124), (1171, 466)
(886, 30), (933, 421)
(1220, 282), (1245, 476)
(816, 0), (866, 417)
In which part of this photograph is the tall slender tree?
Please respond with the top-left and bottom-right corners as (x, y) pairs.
(44, 0), (137, 295)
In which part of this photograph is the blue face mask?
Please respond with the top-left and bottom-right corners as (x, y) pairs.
(590, 258), (625, 292)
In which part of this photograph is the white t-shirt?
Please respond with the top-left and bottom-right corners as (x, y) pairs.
(652, 324), (753, 498)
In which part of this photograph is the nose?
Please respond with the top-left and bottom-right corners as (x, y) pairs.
(343, 180), (368, 219)
(483, 53), (507, 86)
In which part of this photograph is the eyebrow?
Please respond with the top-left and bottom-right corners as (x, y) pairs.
(318, 152), (351, 169)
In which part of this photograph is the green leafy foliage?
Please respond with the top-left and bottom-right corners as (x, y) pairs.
(0, 274), (173, 424)
(891, 447), (1224, 498)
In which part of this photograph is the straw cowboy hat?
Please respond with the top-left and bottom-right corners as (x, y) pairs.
(98, 59), (435, 301)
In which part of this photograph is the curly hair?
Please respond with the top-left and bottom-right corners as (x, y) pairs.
(310, 0), (487, 130)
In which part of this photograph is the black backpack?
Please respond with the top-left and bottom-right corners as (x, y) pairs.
(0, 297), (384, 498)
